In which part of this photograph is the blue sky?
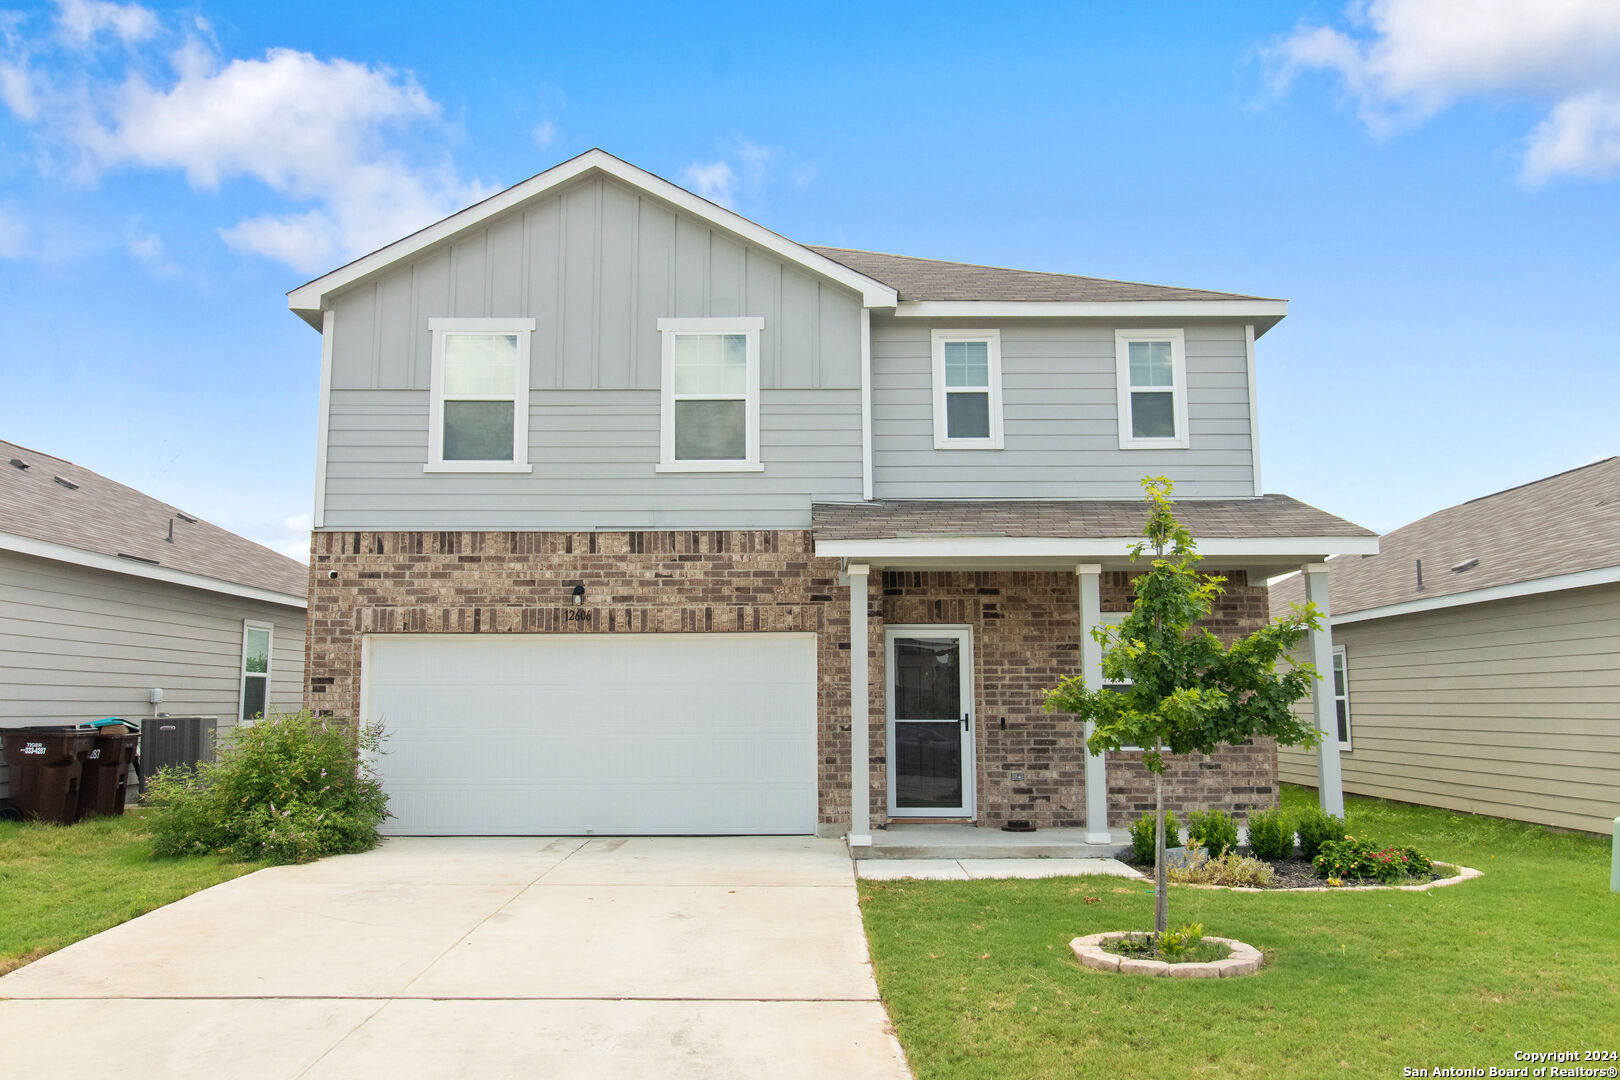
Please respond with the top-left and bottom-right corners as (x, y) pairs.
(3, 0), (1618, 560)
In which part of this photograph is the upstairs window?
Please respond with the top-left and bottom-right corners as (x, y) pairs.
(426, 318), (535, 473)
(931, 330), (1003, 449)
(1115, 329), (1189, 450)
(658, 317), (764, 472)
(240, 621), (272, 722)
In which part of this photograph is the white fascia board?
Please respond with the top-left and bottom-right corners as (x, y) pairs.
(859, 307), (874, 501)
(0, 532), (308, 609)
(815, 535), (1379, 560)
(287, 149), (897, 323)
(892, 299), (1289, 321)
(1332, 564), (1620, 625)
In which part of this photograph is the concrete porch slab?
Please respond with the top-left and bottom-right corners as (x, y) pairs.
(863, 825), (1132, 861)
(856, 857), (1141, 881)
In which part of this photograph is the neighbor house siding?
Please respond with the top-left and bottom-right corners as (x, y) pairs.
(1278, 582), (1620, 834)
(319, 173), (864, 532)
(869, 317), (1256, 499)
(0, 549), (305, 800)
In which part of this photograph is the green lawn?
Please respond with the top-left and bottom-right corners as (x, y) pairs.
(0, 812), (262, 975)
(860, 785), (1620, 1079)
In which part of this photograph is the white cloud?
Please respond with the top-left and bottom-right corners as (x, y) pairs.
(54, 0), (158, 48)
(681, 138), (814, 209)
(1, 18), (494, 272)
(530, 119), (556, 149)
(683, 159), (737, 206)
(124, 222), (176, 274)
(1266, 0), (1620, 181)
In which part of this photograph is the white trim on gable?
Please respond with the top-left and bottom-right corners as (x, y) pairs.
(0, 531), (307, 609)
(312, 308), (335, 528)
(287, 150), (898, 324)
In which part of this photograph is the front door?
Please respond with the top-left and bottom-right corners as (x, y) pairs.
(885, 625), (975, 819)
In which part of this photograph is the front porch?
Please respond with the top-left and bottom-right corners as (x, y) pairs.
(813, 496), (1378, 851)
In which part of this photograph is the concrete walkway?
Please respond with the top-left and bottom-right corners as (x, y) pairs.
(0, 836), (911, 1080)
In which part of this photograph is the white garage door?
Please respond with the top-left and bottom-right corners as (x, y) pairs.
(363, 633), (818, 836)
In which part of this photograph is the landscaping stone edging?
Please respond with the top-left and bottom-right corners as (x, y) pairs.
(1070, 933), (1262, 978)
(1172, 861), (1483, 893)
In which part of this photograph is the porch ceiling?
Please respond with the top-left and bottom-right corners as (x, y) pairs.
(811, 495), (1378, 572)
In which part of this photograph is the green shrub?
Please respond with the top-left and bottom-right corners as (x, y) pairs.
(1312, 835), (1431, 883)
(1156, 922), (1204, 960)
(1295, 807), (1348, 862)
(1245, 807), (1296, 862)
(146, 711), (389, 864)
(1127, 811), (1182, 864)
(1185, 808), (1239, 858)
(1168, 847), (1276, 887)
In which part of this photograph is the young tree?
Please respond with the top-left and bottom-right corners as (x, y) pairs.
(1045, 477), (1323, 935)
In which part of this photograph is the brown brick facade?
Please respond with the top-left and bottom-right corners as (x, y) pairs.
(305, 530), (1277, 832)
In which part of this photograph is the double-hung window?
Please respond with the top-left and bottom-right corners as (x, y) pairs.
(1098, 612), (1142, 751)
(1114, 329), (1189, 449)
(657, 317), (763, 472)
(240, 620), (273, 722)
(931, 329), (1003, 449)
(1332, 645), (1352, 749)
(426, 318), (535, 473)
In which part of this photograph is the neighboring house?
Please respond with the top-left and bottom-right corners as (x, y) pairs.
(1271, 458), (1620, 834)
(0, 440), (308, 802)
(288, 148), (1374, 840)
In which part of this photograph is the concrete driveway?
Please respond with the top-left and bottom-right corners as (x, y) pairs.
(0, 836), (910, 1079)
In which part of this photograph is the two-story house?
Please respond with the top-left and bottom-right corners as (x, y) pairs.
(289, 149), (1373, 843)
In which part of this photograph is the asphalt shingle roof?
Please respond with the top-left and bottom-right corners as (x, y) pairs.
(1270, 457), (1620, 616)
(812, 494), (1373, 542)
(806, 246), (1275, 304)
(0, 439), (308, 600)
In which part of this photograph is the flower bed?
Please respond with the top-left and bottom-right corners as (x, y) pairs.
(1071, 932), (1263, 978)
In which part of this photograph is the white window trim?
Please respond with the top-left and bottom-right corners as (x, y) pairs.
(930, 329), (1004, 450)
(425, 317), (535, 474)
(1332, 644), (1352, 750)
(656, 316), (765, 473)
(1114, 328), (1190, 450)
(239, 619), (273, 724)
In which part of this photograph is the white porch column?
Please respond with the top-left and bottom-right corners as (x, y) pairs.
(1077, 563), (1111, 843)
(848, 564), (872, 847)
(1304, 562), (1346, 817)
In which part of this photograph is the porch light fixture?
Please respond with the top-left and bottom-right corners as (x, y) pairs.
(572, 584), (585, 605)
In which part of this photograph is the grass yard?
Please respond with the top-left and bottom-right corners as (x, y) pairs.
(0, 812), (262, 975)
(860, 785), (1620, 1079)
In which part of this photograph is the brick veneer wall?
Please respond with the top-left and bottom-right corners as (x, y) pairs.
(878, 569), (1278, 829)
(304, 531), (1277, 833)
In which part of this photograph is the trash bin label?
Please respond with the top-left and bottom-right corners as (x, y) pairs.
(22, 742), (46, 755)
(89, 749), (101, 759)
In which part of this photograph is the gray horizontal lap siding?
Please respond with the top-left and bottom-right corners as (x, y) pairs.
(322, 173), (864, 530)
(870, 318), (1256, 499)
(0, 550), (305, 801)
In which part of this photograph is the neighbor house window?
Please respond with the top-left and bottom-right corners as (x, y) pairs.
(426, 318), (535, 472)
(1332, 645), (1352, 749)
(1114, 329), (1189, 450)
(931, 329), (1004, 449)
(240, 621), (273, 722)
(657, 317), (764, 472)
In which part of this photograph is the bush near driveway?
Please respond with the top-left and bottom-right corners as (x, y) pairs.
(858, 784), (1619, 1080)
(0, 813), (260, 975)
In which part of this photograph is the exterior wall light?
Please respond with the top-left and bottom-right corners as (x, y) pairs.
(572, 584), (585, 605)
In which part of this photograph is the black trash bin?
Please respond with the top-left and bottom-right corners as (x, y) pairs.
(77, 726), (140, 820)
(0, 728), (96, 824)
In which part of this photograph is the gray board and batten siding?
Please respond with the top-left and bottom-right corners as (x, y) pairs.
(321, 173), (864, 532)
(318, 173), (1260, 531)
(0, 549), (305, 801)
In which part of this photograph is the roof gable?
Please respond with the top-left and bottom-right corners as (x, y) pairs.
(288, 150), (898, 325)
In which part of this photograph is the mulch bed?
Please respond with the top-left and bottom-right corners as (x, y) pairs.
(1124, 856), (1460, 891)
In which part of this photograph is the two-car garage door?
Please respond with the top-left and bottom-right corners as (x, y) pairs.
(364, 633), (818, 836)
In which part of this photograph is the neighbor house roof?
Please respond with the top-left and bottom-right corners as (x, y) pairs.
(807, 247), (1273, 304)
(812, 496), (1375, 562)
(1270, 457), (1620, 620)
(0, 440), (308, 605)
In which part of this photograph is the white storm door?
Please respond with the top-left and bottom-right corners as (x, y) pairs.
(885, 625), (975, 819)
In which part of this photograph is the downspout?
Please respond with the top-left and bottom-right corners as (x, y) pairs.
(1245, 322), (1262, 497)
